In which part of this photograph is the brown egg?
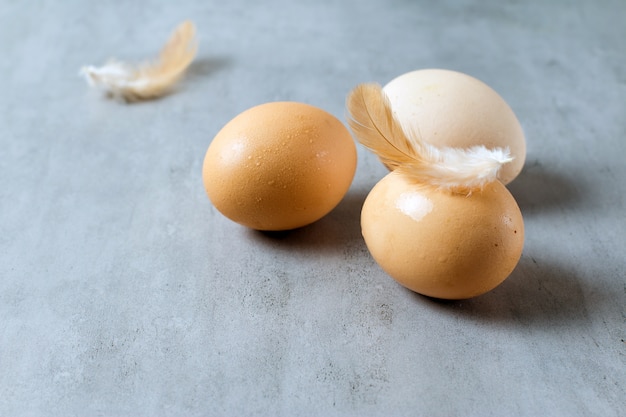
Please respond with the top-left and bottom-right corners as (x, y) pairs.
(203, 102), (357, 231)
(361, 171), (524, 299)
(383, 69), (526, 185)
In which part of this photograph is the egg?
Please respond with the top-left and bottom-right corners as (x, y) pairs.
(383, 69), (526, 184)
(202, 102), (357, 231)
(361, 170), (524, 299)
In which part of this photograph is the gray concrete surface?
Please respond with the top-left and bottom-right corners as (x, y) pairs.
(1, 0), (625, 416)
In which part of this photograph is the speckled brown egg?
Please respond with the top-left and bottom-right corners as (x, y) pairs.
(202, 102), (357, 231)
(383, 69), (526, 184)
(361, 170), (524, 299)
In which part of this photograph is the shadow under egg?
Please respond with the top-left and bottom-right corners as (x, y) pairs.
(411, 253), (600, 331)
(246, 187), (369, 255)
(507, 159), (584, 215)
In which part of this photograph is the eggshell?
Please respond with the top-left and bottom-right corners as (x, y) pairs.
(203, 102), (357, 231)
(361, 171), (524, 299)
(383, 69), (526, 184)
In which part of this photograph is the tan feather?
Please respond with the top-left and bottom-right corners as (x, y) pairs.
(346, 83), (419, 170)
(81, 21), (198, 101)
(346, 83), (513, 192)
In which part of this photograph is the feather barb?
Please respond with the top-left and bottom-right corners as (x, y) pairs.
(346, 83), (513, 192)
(80, 21), (198, 101)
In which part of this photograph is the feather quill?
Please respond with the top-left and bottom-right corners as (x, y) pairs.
(346, 83), (513, 192)
(81, 21), (198, 101)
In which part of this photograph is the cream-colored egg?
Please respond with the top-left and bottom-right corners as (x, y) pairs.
(203, 102), (357, 231)
(383, 69), (526, 184)
(361, 171), (524, 299)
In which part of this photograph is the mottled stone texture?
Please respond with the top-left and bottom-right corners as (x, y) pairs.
(0, 0), (624, 416)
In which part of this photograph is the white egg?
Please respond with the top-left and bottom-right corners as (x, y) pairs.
(383, 69), (526, 184)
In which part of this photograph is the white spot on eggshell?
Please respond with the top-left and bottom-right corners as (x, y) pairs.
(395, 191), (433, 222)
